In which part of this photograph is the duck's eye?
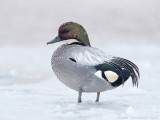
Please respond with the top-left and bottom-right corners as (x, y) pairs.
(61, 29), (69, 34)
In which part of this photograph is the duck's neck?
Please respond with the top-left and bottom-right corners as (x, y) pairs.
(80, 34), (90, 46)
(77, 31), (91, 46)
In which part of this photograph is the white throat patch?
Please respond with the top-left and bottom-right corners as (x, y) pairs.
(66, 39), (79, 44)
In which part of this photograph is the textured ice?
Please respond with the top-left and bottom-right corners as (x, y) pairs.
(0, 44), (160, 120)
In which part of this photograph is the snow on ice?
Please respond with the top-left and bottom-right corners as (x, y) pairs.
(0, 44), (160, 120)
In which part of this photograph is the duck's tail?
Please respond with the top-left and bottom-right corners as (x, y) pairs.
(111, 57), (140, 87)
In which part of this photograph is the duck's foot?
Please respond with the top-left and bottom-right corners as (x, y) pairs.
(95, 92), (100, 102)
(78, 90), (82, 103)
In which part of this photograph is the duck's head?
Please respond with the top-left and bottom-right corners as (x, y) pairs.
(47, 22), (90, 46)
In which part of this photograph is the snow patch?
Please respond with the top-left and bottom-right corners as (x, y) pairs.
(126, 107), (136, 115)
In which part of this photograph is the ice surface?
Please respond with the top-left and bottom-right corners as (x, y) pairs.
(0, 44), (160, 120)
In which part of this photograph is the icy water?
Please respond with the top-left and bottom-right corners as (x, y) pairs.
(0, 44), (160, 120)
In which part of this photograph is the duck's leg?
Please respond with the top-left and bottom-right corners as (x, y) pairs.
(78, 89), (82, 103)
(95, 92), (100, 102)
(78, 90), (82, 103)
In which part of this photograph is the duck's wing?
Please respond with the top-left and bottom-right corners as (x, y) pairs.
(69, 45), (140, 87)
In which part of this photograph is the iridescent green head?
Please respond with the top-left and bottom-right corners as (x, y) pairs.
(47, 22), (90, 46)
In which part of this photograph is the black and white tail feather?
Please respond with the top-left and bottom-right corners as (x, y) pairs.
(110, 57), (140, 87)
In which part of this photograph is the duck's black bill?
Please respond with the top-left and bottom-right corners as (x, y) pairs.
(47, 36), (62, 45)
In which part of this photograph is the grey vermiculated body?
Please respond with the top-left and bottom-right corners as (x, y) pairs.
(51, 44), (114, 92)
